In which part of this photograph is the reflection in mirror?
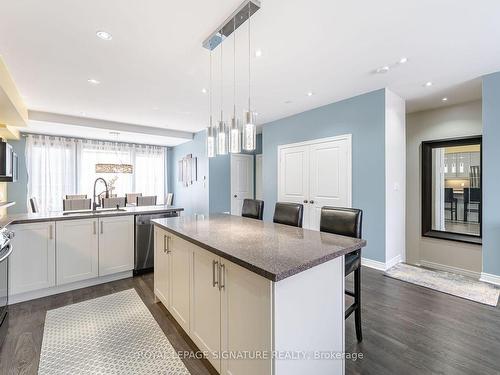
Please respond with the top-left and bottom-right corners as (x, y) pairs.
(430, 144), (481, 236)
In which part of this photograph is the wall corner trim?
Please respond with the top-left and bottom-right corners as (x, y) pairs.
(479, 272), (500, 287)
(362, 254), (402, 272)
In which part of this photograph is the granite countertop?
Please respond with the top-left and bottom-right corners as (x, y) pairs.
(2, 205), (184, 226)
(153, 214), (366, 282)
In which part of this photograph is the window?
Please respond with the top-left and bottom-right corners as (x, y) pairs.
(26, 134), (167, 212)
(421, 136), (482, 244)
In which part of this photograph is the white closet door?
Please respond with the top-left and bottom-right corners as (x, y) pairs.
(278, 145), (310, 209)
(308, 137), (351, 230)
(231, 154), (254, 215)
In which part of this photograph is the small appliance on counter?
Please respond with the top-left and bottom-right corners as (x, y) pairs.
(0, 226), (14, 347)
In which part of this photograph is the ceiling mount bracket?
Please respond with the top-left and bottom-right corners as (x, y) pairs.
(202, 0), (261, 51)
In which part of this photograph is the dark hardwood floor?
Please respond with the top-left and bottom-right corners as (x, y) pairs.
(1, 267), (499, 374)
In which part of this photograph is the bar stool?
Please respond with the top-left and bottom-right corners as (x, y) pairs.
(242, 199), (264, 220)
(320, 206), (363, 342)
(273, 202), (304, 227)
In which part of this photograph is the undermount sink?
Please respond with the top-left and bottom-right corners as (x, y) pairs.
(62, 208), (127, 215)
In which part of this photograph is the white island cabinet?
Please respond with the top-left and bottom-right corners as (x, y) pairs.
(153, 214), (364, 375)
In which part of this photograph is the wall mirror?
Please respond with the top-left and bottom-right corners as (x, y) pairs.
(422, 136), (482, 244)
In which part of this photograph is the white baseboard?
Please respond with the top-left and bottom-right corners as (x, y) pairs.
(419, 260), (481, 279)
(480, 272), (500, 287)
(361, 255), (402, 271)
(9, 271), (133, 304)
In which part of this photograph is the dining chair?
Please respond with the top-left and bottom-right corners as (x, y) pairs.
(166, 193), (174, 206)
(242, 199), (264, 220)
(101, 197), (126, 208)
(136, 195), (157, 206)
(29, 197), (39, 213)
(63, 198), (92, 211)
(272, 202), (303, 227)
(65, 194), (87, 200)
(126, 193), (142, 205)
(320, 206), (363, 342)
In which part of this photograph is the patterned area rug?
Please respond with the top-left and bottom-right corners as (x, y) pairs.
(38, 289), (190, 374)
(385, 263), (499, 307)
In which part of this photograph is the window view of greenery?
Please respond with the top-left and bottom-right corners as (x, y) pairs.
(431, 144), (481, 236)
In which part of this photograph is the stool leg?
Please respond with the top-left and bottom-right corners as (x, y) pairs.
(354, 266), (363, 342)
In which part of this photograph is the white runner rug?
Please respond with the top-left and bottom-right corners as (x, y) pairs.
(38, 289), (190, 374)
(386, 263), (499, 307)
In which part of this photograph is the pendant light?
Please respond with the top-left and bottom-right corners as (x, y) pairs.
(229, 17), (241, 154)
(206, 50), (216, 158)
(242, 1), (256, 152)
(217, 28), (229, 155)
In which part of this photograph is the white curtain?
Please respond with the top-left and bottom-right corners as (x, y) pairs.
(25, 135), (77, 212)
(26, 135), (167, 212)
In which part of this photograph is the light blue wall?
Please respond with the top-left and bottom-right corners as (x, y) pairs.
(482, 72), (500, 276)
(209, 155), (231, 213)
(7, 137), (28, 214)
(167, 130), (209, 216)
(262, 89), (387, 262)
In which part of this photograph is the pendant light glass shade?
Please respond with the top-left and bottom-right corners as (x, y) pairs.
(217, 120), (228, 155)
(207, 122), (216, 158)
(242, 110), (256, 151)
(229, 117), (241, 153)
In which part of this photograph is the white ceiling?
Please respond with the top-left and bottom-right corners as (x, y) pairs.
(1, 0), (499, 138)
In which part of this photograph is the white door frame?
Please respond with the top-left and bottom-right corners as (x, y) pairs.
(277, 134), (353, 208)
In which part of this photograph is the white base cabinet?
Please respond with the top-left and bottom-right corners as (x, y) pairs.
(98, 216), (134, 276)
(9, 216), (135, 302)
(154, 227), (272, 375)
(9, 222), (56, 295)
(56, 218), (99, 285)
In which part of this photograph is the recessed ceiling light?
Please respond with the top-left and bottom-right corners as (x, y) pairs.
(442, 97), (448, 102)
(201, 88), (208, 94)
(284, 100), (292, 104)
(255, 49), (262, 57)
(307, 92), (314, 97)
(88, 78), (100, 85)
(424, 81), (433, 87)
(375, 66), (390, 74)
(399, 57), (408, 64)
(96, 31), (112, 41)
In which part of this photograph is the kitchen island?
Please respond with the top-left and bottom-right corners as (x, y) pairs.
(153, 214), (366, 375)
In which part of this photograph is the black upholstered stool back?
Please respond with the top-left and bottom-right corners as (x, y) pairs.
(241, 199), (264, 220)
(273, 202), (304, 228)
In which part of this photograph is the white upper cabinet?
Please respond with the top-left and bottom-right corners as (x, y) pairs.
(9, 222), (56, 295)
(56, 218), (99, 285)
(98, 216), (134, 276)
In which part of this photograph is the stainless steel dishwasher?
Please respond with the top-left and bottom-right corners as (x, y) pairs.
(134, 211), (179, 275)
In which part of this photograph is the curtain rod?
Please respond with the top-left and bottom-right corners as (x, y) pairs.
(20, 132), (169, 150)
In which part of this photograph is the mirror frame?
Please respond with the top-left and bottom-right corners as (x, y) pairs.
(421, 135), (482, 245)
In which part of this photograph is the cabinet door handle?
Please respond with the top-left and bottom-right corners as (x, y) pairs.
(163, 235), (168, 253)
(166, 236), (171, 253)
(219, 263), (226, 290)
(93, 221), (96, 235)
(212, 260), (219, 287)
(100, 221), (103, 234)
(49, 224), (53, 240)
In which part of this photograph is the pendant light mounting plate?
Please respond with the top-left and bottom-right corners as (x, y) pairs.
(203, 0), (261, 51)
